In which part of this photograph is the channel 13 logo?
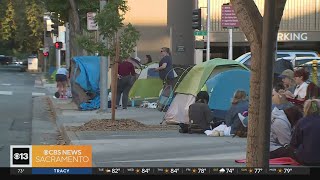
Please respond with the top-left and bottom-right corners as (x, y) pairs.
(10, 145), (32, 167)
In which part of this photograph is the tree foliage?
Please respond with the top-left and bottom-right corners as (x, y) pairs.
(42, 0), (69, 22)
(0, 0), (17, 41)
(0, 0), (45, 57)
(42, 0), (99, 32)
(77, 0), (140, 60)
(25, 0), (45, 52)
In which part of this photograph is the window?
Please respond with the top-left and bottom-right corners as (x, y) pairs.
(243, 58), (251, 68)
(295, 54), (317, 57)
(277, 54), (290, 58)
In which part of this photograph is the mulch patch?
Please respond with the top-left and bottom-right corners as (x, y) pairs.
(66, 119), (178, 131)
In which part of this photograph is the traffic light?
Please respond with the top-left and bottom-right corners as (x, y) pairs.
(192, 9), (202, 30)
(51, 16), (59, 36)
(55, 42), (63, 49)
(43, 52), (49, 57)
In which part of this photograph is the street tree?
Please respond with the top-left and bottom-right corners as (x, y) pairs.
(77, 0), (140, 121)
(0, 0), (9, 54)
(230, 0), (287, 167)
(42, 0), (99, 56)
(0, 0), (44, 58)
(0, 0), (17, 48)
(25, 0), (45, 53)
(13, 0), (29, 53)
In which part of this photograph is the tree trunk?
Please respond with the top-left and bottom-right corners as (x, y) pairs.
(231, 0), (287, 167)
(231, 0), (263, 167)
(111, 34), (120, 121)
(246, 43), (262, 167)
(68, 0), (82, 56)
(257, 0), (276, 168)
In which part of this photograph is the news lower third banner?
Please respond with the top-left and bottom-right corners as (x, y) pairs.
(10, 145), (92, 168)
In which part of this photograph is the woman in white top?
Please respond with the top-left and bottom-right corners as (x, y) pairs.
(277, 68), (308, 113)
(280, 68), (309, 102)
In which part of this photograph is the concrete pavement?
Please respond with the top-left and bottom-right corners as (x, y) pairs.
(0, 69), (48, 167)
(36, 76), (249, 167)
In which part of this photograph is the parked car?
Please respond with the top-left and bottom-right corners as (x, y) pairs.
(235, 50), (319, 69)
(0, 55), (13, 65)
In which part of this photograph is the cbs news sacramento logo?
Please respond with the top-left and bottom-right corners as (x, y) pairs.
(10, 145), (32, 167)
(10, 145), (92, 168)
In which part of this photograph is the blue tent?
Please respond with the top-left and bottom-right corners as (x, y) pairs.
(71, 56), (104, 110)
(206, 69), (250, 119)
(72, 56), (100, 93)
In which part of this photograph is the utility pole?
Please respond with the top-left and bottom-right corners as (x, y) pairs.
(99, 0), (109, 113)
(258, 0), (276, 168)
(206, 0), (211, 61)
(66, 23), (70, 68)
(228, 28), (233, 60)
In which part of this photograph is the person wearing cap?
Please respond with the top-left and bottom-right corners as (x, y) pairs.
(280, 68), (309, 102)
(278, 69), (296, 94)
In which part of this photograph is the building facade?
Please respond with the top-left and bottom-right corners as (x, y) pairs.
(125, 0), (195, 65)
(199, 0), (320, 59)
(125, 0), (320, 65)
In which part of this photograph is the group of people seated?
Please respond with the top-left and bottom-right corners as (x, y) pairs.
(183, 67), (320, 166)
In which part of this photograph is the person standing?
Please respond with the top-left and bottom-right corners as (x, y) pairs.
(116, 57), (136, 109)
(155, 47), (174, 84)
(155, 47), (175, 96)
(55, 66), (69, 99)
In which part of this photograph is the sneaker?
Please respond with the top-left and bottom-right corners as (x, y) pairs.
(238, 113), (248, 127)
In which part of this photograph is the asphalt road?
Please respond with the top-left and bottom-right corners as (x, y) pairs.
(0, 68), (47, 167)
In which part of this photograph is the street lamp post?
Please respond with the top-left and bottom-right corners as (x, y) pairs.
(99, 0), (109, 113)
(206, 0), (211, 61)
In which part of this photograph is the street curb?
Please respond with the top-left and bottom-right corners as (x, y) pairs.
(59, 125), (72, 145)
(31, 96), (59, 145)
(46, 96), (58, 122)
(46, 96), (77, 145)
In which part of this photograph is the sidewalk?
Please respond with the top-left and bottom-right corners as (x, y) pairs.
(32, 76), (249, 167)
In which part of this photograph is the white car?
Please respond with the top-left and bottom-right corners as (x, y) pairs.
(235, 50), (319, 68)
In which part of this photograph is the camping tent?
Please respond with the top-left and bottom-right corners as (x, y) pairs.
(129, 62), (164, 101)
(129, 62), (179, 101)
(164, 58), (250, 124)
(206, 69), (250, 119)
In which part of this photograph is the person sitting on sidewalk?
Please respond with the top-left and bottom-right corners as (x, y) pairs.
(272, 82), (294, 110)
(279, 68), (309, 110)
(238, 106), (302, 159)
(225, 89), (249, 135)
(185, 91), (214, 133)
(290, 99), (320, 166)
(55, 66), (69, 99)
(279, 69), (296, 94)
